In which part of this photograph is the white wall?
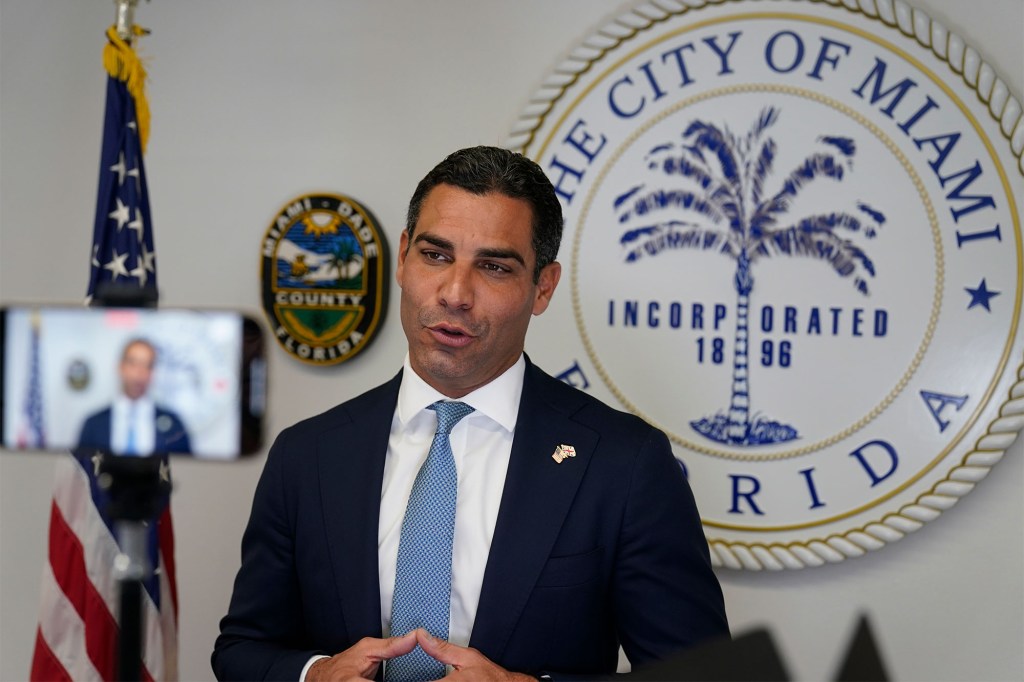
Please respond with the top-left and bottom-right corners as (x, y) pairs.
(1, 1), (1021, 680)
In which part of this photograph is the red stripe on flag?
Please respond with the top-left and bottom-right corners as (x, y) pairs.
(158, 506), (178, 626)
(29, 626), (72, 682)
(47, 499), (118, 680)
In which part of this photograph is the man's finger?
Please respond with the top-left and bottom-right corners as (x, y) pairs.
(413, 629), (463, 665)
(366, 631), (419, 661)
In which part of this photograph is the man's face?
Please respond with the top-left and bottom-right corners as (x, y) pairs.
(396, 184), (561, 398)
(119, 342), (155, 401)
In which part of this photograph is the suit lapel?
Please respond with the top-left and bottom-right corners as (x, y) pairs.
(469, 363), (598, 658)
(319, 372), (401, 641)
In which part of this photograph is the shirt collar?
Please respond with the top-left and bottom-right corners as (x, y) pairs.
(396, 353), (525, 433)
(114, 393), (154, 414)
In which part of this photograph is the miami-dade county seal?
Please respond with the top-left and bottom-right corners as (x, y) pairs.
(260, 193), (388, 366)
(510, 0), (1023, 569)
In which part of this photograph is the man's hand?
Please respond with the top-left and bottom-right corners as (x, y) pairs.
(413, 629), (536, 681)
(306, 632), (418, 681)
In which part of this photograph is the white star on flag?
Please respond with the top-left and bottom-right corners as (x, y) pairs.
(130, 260), (149, 286)
(108, 198), (130, 230)
(140, 242), (156, 274)
(110, 151), (126, 185)
(128, 211), (145, 240)
(103, 250), (130, 278)
(127, 166), (141, 192)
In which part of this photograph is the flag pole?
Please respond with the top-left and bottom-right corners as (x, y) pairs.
(106, 7), (162, 680)
(114, 0), (140, 43)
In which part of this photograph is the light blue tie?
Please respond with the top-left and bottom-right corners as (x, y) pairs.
(386, 400), (474, 682)
(125, 404), (137, 455)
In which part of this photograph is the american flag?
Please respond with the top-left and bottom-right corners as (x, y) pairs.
(30, 26), (178, 682)
(16, 315), (46, 449)
(86, 33), (157, 300)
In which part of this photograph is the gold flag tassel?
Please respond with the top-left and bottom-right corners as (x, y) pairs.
(102, 24), (151, 152)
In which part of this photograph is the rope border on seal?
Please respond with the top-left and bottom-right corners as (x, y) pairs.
(506, 0), (1024, 570)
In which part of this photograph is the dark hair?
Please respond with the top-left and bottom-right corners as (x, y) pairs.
(120, 337), (156, 362)
(405, 146), (563, 282)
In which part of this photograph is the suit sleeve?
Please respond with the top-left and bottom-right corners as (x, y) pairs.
(612, 427), (730, 668)
(211, 428), (321, 680)
(77, 411), (107, 451)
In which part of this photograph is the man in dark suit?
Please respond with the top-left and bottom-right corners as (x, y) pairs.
(78, 338), (191, 455)
(213, 147), (728, 681)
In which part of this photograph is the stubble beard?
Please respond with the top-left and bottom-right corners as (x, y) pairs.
(411, 307), (489, 382)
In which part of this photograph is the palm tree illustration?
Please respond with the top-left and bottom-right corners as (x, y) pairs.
(614, 107), (885, 446)
(329, 238), (359, 287)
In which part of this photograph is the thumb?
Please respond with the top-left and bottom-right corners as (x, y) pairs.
(380, 631), (418, 658)
(414, 629), (456, 664)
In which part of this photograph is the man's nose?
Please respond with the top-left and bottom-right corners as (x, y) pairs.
(438, 263), (474, 309)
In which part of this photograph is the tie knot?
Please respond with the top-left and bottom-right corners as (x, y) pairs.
(429, 401), (474, 435)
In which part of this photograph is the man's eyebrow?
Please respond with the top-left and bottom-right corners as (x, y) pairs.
(413, 233), (455, 251)
(413, 232), (527, 267)
(476, 247), (525, 267)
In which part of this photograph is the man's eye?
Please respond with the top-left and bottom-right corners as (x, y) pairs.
(422, 250), (448, 262)
(482, 262), (511, 273)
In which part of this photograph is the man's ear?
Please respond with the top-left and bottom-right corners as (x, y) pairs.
(396, 230), (409, 287)
(532, 261), (562, 315)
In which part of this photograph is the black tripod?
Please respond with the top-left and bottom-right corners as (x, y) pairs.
(95, 452), (171, 682)
(91, 282), (168, 681)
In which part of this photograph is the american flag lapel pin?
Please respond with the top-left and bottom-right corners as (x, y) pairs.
(551, 444), (577, 464)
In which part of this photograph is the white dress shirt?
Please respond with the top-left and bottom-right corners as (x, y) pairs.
(111, 395), (155, 456)
(379, 354), (523, 645)
(300, 355), (524, 680)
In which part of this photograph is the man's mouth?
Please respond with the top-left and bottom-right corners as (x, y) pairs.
(428, 323), (476, 347)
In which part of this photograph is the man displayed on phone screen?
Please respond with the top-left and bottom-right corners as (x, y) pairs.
(77, 337), (192, 455)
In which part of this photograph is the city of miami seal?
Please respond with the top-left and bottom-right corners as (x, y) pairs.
(510, 0), (1023, 568)
(260, 193), (388, 366)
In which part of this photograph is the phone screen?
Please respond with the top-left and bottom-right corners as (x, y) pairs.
(0, 306), (266, 459)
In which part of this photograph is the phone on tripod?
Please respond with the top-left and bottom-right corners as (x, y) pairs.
(0, 305), (266, 460)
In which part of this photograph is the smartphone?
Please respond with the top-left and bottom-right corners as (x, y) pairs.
(0, 305), (266, 460)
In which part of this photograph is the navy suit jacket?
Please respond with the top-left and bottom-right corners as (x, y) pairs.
(78, 404), (192, 455)
(212, 359), (728, 680)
